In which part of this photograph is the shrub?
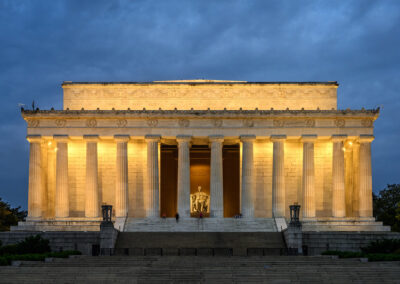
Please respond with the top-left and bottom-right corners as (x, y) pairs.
(361, 239), (400, 254)
(0, 235), (50, 255)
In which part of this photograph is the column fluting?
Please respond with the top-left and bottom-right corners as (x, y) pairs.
(177, 135), (191, 217)
(27, 135), (43, 219)
(54, 135), (69, 218)
(359, 135), (374, 218)
(85, 135), (99, 218)
(115, 135), (129, 218)
(302, 135), (317, 218)
(272, 135), (286, 218)
(332, 135), (347, 218)
(241, 135), (256, 218)
(210, 135), (224, 218)
(146, 135), (161, 218)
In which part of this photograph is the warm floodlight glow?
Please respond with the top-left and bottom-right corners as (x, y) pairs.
(55, 147), (58, 152)
(348, 141), (353, 146)
(342, 147), (346, 152)
(48, 141), (52, 146)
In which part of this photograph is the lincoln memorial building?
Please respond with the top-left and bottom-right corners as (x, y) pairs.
(16, 80), (388, 232)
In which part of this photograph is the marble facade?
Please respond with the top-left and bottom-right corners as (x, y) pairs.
(15, 80), (388, 232)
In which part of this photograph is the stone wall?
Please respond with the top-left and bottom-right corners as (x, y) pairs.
(62, 83), (338, 111)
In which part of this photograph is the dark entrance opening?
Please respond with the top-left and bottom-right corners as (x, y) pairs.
(190, 145), (211, 217)
(223, 144), (240, 217)
(160, 144), (178, 217)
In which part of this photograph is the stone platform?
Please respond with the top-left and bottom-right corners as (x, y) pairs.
(11, 218), (102, 232)
(301, 217), (390, 232)
(124, 217), (278, 232)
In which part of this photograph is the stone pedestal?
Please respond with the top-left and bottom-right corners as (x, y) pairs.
(241, 135), (255, 217)
(146, 135), (161, 218)
(302, 135), (317, 218)
(54, 135), (69, 218)
(210, 135), (224, 218)
(177, 135), (191, 217)
(272, 135), (286, 217)
(115, 135), (129, 218)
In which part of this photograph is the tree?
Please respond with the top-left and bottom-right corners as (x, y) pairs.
(0, 198), (27, 231)
(373, 184), (400, 232)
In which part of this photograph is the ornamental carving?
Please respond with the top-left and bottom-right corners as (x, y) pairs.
(243, 119), (254, 127)
(305, 119), (315, 127)
(361, 119), (373, 127)
(178, 119), (189, 127)
(116, 119), (127, 127)
(273, 119), (284, 127)
(334, 119), (345, 128)
(86, 119), (97, 128)
(213, 119), (223, 128)
(27, 119), (40, 128)
(55, 119), (66, 127)
(147, 119), (158, 127)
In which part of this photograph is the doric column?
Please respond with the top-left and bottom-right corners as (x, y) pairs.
(240, 135), (256, 217)
(302, 135), (317, 218)
(54, 135), (69, 218)
(115, 135), (129, 218)
(146, 135), (161, 218)
(210, 135), (224, 218)
(176, 135), (191, 217)
(332, 135), (347, 218)
(84, 135), (99, 218)
(272, 135), (286, 217)
(27, 135), (43, 219)
(358, 135), (374, 218)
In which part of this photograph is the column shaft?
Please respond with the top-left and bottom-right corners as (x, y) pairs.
(241, 135), (255, 217)
(177, 136), (191, 217)
(359, 136), (373, 217)
(85, 137), (99, 218)
(55, 136), (69, 218)
(302, 136), (317, 218)
(146, 135), (160, 218)
(272, 136), (286, 217)
(27, 136), (43, 219)
(210, 136), (224, 218)
(115, 136), (129, 217)
(332, 136), (346, 218)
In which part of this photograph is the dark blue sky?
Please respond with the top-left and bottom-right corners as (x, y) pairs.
(1, 0), (399, 208)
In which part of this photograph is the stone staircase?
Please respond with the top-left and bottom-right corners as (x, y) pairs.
(1, 255), (399, 283)
(124, 217), (277, 232)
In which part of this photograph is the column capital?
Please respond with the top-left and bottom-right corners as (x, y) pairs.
(145, 134), (161, 142)
(301, 134), (317, 142)
(176, 135), (192, 143)
(209, 135), (224, 143)
(114, 135), (130, 142)
(240, 135), (256, 142)
(358, 134), (374, 143)
(331, 134), (347, 142)
(27, 135), (42, 143)
(271, 135), (286, 142)
(83, 134), (99, 142)
(53, 134), (69, 142)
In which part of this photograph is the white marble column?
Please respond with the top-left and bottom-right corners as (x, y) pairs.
(332, 135), (347, 218)
(84, 135), (99, 218)
(302, 135), (317, 218)
(177, 135), (191, 217)
(146, 135), (161, 218)
(358, 135), (374, 218)
(27, 135), (43, 219)
(210, 135), (224, 218)
(241, 135), (255, 218)
(54, 135), (69, 218)
(115, 135), (129, 218)
(272, 135), (286, 217)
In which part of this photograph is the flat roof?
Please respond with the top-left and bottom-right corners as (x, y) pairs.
(62, 80), (339, 86)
